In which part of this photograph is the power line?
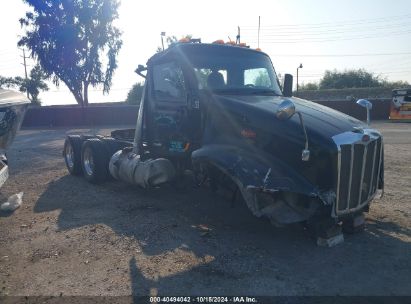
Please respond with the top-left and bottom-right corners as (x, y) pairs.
(295, 66), (411, 74)
(247, 28), (411, 41)
(293, 70), (411, 78)
(247, 22), (411, 38)
(241, 14), (411, 45)
(243, 21), (411, 36)
(270, 52), (411, 57)
(241, 13), (411, 29)
(247, 29), (411, 44)
(0, 49), (18, 55)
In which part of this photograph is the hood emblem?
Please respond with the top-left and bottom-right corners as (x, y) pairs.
(362, 134), (370, 142)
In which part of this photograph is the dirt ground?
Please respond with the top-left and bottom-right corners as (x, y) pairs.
(0, 122), (410, 297)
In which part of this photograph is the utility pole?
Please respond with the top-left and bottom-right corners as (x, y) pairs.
(296, 63), (303, 92)
(258, 16), (261, 49)
(161, 32), (166, 51)
(20, 49), (30, 99)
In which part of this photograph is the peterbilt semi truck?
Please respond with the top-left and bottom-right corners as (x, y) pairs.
(63, 40), (384, 245)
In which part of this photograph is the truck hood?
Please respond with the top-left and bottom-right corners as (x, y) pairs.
(213, 94), (367, 143)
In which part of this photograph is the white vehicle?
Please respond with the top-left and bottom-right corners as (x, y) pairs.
(0, 89), (30, 187)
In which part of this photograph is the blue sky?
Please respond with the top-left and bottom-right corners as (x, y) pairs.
(1, 0), (410, 105)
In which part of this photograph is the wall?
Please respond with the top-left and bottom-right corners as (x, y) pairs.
(294, 87), (393, 101)
(312, 99), (391, 120)
(21, 96), (391, 128)
(293, 88), (392, 120)
(22, 104), (139, 127)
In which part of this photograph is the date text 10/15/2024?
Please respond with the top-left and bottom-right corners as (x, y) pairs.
(149, 296), (258, 303)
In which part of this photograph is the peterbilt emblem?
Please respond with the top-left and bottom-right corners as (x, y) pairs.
(362, 134), (370, 142)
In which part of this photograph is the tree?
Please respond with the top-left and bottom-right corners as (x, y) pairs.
(18, 0), (122, 107)
(125, 82), (144, 105)
(0, 76), (18, 89)
(299, 82), (319, 90)
(319, 69), (383, 89)
(316, 69), (410, 89)
(381, 80), (410, 88)
(17, 64), (49, 105)
(157, 34), (192, 52)
(0, 64), (48, 105)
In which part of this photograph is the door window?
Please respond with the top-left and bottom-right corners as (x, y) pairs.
(153, 62), (187, 101)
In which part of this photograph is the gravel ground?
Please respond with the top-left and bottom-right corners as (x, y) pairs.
(0, 122), (410, 297)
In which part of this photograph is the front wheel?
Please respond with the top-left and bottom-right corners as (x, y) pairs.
(81, 139), (110, 183)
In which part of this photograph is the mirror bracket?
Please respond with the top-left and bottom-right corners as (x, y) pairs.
(356, 99), (372, 125)
(276, 100), (310, 161)
(135, 65), (147, 79)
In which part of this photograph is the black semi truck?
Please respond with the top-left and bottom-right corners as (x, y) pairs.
(63, 41), (384, 245)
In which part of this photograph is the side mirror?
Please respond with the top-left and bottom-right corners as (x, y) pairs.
(276, 99), (296, 120)
(356, 99), (372, 125)
(283, 74), (293, 97)
(135, 65), (147, 79)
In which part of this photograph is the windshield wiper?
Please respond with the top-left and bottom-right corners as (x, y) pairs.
(212, 89), (240, 95)
(212, 88), (280, 96)
(249, 89), (280, 96)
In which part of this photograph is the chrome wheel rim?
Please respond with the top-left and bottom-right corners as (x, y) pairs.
(64, 142), (75, 169)
(83, 147), (95, 176)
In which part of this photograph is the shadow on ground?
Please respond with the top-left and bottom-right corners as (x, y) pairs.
(34, 175), (411, 295)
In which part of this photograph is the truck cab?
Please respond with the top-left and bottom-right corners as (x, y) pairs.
(64, 41), (384, 244)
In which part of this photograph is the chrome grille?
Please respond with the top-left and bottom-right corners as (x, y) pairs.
(333, 130), (383, 216)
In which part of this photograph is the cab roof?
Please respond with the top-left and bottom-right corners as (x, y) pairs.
(147, 43), (269, 65)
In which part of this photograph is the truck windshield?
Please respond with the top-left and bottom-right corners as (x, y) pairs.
(181, 46), (282, 96)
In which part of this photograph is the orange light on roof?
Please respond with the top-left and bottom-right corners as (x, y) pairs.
(213, 39), (225, 44)
(179, 38), (190, 43)
(239, 42), (247, 47)
(255, 48), (262, 51)
(226, 41), (236, 45)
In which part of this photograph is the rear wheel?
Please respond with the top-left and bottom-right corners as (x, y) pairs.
(81, 139), (110, 183)
(63, 135), (83, 175)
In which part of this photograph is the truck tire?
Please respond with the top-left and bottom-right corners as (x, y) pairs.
(63, 135), (83, 176)
(81, 138), (110, 183)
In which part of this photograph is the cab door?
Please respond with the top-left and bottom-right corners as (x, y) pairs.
(147, 60), (192, 157)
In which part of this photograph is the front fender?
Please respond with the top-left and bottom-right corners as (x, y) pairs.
(191, 144), (318, 197)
